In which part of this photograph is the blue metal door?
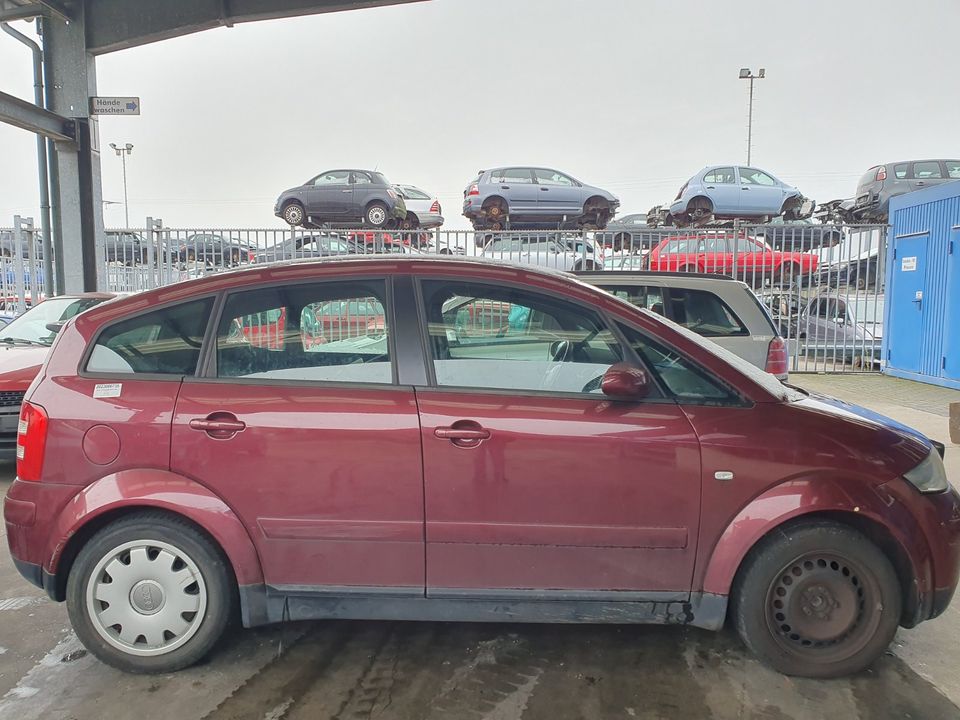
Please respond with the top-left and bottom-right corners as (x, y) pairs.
(943, 226), (960, 380)
(888, 232), (928, 372)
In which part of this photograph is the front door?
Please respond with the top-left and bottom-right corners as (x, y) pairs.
(303, 169), (352, 218)
(737, 167), (784, 216)
(415, 278), (702, 595)
(888, 231), (929, 372)
(533, 168), (584, 217)
(170, 277), (425, 591)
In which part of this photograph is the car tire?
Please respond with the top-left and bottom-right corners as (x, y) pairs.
(732, 520), (901, 678)
(365, 202), (389, 228)
(282, 202), (305, 227)
(777, 263), (802, 288)
(66, 511), (235, 674)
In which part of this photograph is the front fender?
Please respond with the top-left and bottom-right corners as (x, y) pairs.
(700, 478), (925, 598)
(45, 468), (263, 586)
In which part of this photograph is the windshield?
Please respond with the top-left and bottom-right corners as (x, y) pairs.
(850, 299), (884, 321)
(0, 297), (104, 346)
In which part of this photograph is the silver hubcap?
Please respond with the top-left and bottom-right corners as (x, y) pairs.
(286, 206), (302, 224)
(86, 540), (207, 657)
(368, 207), (386, 225)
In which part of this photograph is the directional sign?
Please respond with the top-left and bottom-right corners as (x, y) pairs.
(90, 96), (140, 116)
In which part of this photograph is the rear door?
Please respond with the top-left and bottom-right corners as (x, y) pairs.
(701, 167), (739, 214)
(170, 277), (425, 591)
(533, 168), (584, 216)
(491, 168), (539, 215)
(910, 161), (945, 192)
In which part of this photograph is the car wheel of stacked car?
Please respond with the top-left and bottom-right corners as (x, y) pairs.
(613, 232), (630, 252)
(583, 198), (611, 229)
(733, 520), (900, 678)
(282, 202), (305, 227)
(777, 263), (801, 288)
(365, 203), (389, 228)
(66, 512), (235, 673)
(687, 197), (713, 224)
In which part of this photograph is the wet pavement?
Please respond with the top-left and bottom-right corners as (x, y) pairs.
(0, 374), (958, 720)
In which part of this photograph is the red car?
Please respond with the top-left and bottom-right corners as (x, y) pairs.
(5, 258), (958, 678)
(647, 232), (819, 285)
(0, 293), (116, 458)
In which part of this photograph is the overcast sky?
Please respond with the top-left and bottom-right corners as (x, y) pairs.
(1, 0), (958, 231)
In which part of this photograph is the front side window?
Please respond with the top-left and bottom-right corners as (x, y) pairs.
(421, 280), (626, 395)
(738, 168), (776, 186)
(662, 239), (697, 254)
(312, 170), (351, 185)
(534, 169), (576, 186)
(216, 280), (391, 384)
(666, 289), (747, 337)
(703, 167), (736, 184)
(617, 323), (735, 403)
(912, 162), (943, 179)
(87, 298), (213, 375)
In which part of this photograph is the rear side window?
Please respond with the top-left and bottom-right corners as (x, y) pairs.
(87, 298), (213, 375)
(605, 286), (667, 316)
(946, 161), (960, 179)
(913, 161), (943, 179)
(215, 280), (391, 384)
(894, 163), (908, 179)
(666, 288), (747, 337)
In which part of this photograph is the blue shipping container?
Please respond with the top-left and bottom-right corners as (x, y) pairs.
(883, 180), (960, 389)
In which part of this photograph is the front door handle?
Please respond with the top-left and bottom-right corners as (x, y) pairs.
(189, 413), (246, 439)
(435, 421), (490, 448)
(341, 189), (352, 193)
(501, 185), (511, 189)
(541, 187), (549, 191)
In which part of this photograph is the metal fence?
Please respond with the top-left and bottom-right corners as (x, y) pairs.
(3, 215), (888, 374)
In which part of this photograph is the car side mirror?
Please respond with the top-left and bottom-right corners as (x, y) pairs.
(601, 363), (652, 399)
(833, 315), (845, 325)
(45, 322), (65, 334)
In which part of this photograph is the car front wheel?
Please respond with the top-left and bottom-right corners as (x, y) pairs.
(282, 202), (305, 226)
(66, 512), (235, 674)
(365, 202), (389, 228)
(732, 520), (901, 678)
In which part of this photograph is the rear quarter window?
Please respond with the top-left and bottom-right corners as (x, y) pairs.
(86, 298), (213, 375)
(666, 288), (748, 337)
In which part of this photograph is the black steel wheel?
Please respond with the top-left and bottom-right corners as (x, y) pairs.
(733, 521), (900, 678)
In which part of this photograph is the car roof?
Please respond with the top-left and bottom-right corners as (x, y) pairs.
(576, 271), (738, 283)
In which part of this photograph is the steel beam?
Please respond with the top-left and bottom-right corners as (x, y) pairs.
(0, 88), (74, 141)
(85, 0), (425, 54)
(0, 3), (44, 22)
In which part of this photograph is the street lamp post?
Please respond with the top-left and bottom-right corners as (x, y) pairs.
(109, 142), (134, 228)
(738, 68), (765, 165)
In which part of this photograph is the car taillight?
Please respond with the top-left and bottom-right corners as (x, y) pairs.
(247, 250), (256, 262)
(387, 189), (397, 200)
(16, 401), (48, 482)
(430, 200), (441, 213)
(467, 184), (479, 196)
(675, 183), (688, 201)
(765, 337), (788, 377)
(876, 167), (887, 182)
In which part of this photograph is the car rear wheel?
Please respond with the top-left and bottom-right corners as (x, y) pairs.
(66, 512), (235, 674)
(686, 197), (713, 224)
(677, 264), (697, 274)
(282, 202), (305, 226)
(732, 520), (900, 678)
(582, 198), (611, 229)
(365, 202), (389, 228)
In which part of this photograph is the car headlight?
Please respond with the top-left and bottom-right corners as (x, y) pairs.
(904, 448), (949, 494)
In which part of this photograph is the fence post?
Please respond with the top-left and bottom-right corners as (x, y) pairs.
(12, 216), (32, 314)
(144, 216), (156, 290)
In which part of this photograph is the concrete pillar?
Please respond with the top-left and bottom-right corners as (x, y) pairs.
(42, 10), (105, 293)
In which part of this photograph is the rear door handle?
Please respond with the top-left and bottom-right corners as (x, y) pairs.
(705, 185), (715, 189)
(501, 185), (511, 189)
(541, 187), (549, 191)
(341, 189), (352, 193)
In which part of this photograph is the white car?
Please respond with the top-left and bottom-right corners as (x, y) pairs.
(481, 233), (603, 271)
(395, 185), (444, 229)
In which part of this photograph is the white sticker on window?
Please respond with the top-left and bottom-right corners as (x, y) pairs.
(93, 383), (122, 399)
(901, 256), (917, 272)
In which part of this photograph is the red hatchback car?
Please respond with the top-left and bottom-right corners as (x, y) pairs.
(647, 232), (819, 285)
(4, 257), (958, 677)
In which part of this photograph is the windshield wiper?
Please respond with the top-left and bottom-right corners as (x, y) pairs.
(0, 337), (50, 347)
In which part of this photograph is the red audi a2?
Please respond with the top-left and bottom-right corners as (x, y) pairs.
(5, 257), (958, 677)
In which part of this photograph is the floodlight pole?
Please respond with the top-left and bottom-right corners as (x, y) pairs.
(739, 68), (765, 165)
(109, 142), (133, 228)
